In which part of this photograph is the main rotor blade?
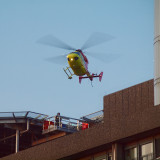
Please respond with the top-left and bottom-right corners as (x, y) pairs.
(37, 35), (76, 51)
(85, 51), (121, 63)
(81, 32), (114, 50)
(45, 54), (67, 65)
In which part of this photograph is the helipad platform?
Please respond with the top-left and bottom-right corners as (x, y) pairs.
(0, 110), (103, 158)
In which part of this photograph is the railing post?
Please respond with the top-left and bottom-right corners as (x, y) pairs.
(15, 130), (19, 153)
(77, 120), (79, 131)
(59, 116), (60, 128)
(54, 116), (55, 129)
(68, 119), (70, 130)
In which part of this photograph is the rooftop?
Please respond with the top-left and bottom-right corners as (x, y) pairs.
(0, 110), (104, 158)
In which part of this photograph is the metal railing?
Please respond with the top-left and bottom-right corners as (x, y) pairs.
(0, 111), (48, 123)
(0, 111), (101, 134)
(42, 115), (89, 134)
(81, 110), (104, 122)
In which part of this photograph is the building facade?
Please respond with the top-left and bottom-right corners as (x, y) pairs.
(1, 79), (160, 160)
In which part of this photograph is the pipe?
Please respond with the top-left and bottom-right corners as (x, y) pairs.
(0, 119), (30, 142)
(15, 120), (30, 153)
(15, 130), (19, 153)
(154, 0), (160, 105)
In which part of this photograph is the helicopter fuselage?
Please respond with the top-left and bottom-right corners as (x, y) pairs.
(67, 50), (89, 76)
(64, 49), (103, 83)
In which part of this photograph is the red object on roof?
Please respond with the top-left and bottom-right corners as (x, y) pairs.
(43, 121), (54, 130)
(82, 123), (89, 130)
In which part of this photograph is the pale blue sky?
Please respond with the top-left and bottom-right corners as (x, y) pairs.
(0, 0), (153, 118)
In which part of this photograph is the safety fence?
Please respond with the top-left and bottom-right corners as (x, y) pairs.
(42, 115), (89, 134)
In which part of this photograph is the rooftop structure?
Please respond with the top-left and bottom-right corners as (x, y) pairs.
(0, 79), (160, 160)
(0, 111), (103, 158)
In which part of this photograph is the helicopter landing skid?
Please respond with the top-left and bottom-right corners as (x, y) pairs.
(63, 67), (74, 79)
(79, 72), (103, 84)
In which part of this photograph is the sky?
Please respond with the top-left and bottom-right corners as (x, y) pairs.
(0, 0), (154, 118)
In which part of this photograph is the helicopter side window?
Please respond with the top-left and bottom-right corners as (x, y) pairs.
(76, 52), (80, 56)
(74, 57), (79, 60)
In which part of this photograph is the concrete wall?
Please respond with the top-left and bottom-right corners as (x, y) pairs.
(1, 79), (160, 160)
(103, 79), (159, 141)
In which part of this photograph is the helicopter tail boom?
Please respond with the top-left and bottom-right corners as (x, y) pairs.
(79, 72), (103, 84)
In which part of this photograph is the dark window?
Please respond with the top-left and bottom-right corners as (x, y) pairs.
(94, 153), (112, 160)
(94, 154), (106, 160)
(74, 57), (79, 60)
(155, 138), (160, 158)
(108, 153), (112, 160)
(125, 147), (137, 160)
(68, 58), (70, 61)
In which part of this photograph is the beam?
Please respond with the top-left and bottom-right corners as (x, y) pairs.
(15, 130), (19, 153)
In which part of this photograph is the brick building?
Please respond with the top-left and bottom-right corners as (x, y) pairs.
(0, 79), (160, 160)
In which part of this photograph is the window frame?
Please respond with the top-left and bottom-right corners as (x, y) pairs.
(124, 145), (138, 160)
(139, 140), (154, 160)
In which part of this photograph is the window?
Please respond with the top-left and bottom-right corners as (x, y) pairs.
(155, 138), (160, 158)
(140, 142), (153, 160)
(78, 157), (93, 160)
(74, 56), (79, 60)
(93, 153), (112, 160)
(94, 155), (106, 160)
(107, 153), (112, 160)
(125, 147), (137, 160)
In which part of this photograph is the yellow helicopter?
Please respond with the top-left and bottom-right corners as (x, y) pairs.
(38, 32), (114, 84)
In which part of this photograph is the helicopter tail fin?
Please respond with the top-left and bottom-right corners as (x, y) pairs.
(79, 72), (103, 84)
(99, 72), (103, 82)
